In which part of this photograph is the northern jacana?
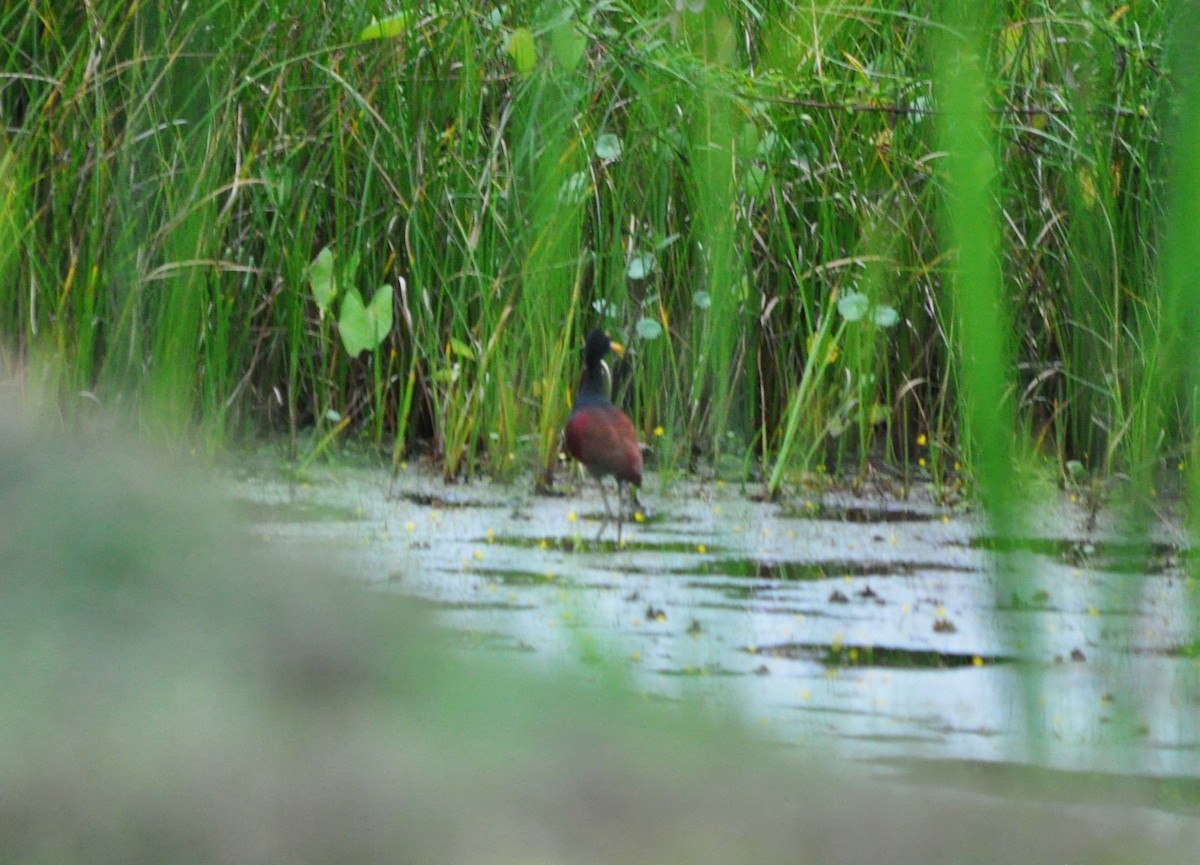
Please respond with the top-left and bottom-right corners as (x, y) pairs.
(565, 329), (643, 543)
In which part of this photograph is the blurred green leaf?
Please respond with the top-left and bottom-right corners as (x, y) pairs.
(627, 252), (655, 280)
(358, 13), (409, 42)
(448, 336), (476, 360)
(337, 285), (393, 358)
(740, 164), (768, 197)
(593, 298), (621, 319)
(595, 133), (622, 161)
(309, 247), (337, 315)
(872, 305), (900, 328)
(636, 318), (664, 340)
(837, 291), (869, 322)
(507, 27), (537, 77)
(549, 20), (587, 72)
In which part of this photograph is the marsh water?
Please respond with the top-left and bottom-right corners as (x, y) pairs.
(232, 461), (1200, 795)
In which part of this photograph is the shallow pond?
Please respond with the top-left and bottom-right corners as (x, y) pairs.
(231, 462), (1200, 793)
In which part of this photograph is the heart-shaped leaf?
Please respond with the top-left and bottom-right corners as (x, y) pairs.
(338, 285), (394, 358)
(549, 20), (587, 72)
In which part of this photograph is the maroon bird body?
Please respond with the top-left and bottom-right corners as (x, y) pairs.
(565, 329), (642, 541)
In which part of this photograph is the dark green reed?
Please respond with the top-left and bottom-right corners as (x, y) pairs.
(0, 0), (1189, 493)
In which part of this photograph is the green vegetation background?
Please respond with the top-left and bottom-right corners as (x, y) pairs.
(2, 0), (1197, 496)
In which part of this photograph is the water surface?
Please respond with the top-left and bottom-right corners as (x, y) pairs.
(232, 463), (1200, 792)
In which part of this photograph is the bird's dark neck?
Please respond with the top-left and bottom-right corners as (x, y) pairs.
(575, 360), (611, 408)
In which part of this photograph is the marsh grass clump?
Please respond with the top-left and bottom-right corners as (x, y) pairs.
(0, 0), (1193, 493)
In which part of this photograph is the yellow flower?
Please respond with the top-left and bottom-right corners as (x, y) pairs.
(653, 425), (665, 437)
(917, 433), (927, 446)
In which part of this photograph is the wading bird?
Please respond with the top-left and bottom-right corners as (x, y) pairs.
(565, 329), (643, 543)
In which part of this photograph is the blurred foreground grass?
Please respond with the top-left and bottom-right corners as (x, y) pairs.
(1, 399), (1197, 864)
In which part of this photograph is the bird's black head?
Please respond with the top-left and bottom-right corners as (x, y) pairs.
(582, 329), (624, 367)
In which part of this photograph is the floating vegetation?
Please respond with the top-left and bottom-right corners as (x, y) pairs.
(686, 557), (976, 581)
(782, 503), (948, 523)
(966, 537), (1186, 574)
(751, 642), (1010, 669)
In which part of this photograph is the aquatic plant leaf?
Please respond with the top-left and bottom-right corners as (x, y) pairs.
(358, 13), (409, 41)
(627, 252), (655, 280)
(549, 20), (587, 72)
(872, 305), (900, 328)
(837, 290), (869, 322)
(448, 337), (475, 360)
(740, 164), (768, 197)
(595, 133), (622, 162)
(636, 317), (663, 340)
(337, 285), (393, 358)
(507, 27), (537, 77)
(593, 298), (620, 318)
(309, 246), (337, 315)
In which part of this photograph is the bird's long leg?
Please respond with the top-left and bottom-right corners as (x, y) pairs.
(615, 480), (626, 546)
(595, 477), (614, 541)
